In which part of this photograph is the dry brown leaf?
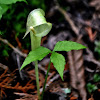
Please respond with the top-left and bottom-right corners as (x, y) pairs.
(70, 96), (78, 100)
(85, 27), (97, 42)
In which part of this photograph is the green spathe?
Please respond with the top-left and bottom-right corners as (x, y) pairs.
(27, 9), (46, 27)
(24, 8), (52, 38)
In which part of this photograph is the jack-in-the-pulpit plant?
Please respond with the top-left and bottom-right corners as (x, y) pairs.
(20, 8), (86, 100)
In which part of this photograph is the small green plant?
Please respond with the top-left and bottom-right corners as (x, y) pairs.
(86, 74), (100, 94)
(0, 0), (28, 57)
(0, 0), (27, 19)
(87, 83), (98, 93)
(93, 73), (100, 82)
(20, 8), (86, 100)
(95, 41), (100, 58)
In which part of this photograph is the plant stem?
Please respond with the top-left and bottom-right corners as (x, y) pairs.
(30, 31), (41, 50)
(41, 61), (51, 100)
(35, 61), (40, 100)
(30, 31), (41, 100)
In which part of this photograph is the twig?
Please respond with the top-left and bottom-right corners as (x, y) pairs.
(0, 63), (9, 71)
(54, 0), (79, 35)
(85, 67), (99, 72)
(16, 54), (24, 80)
(75, 18), (100, 32)
(14, 92), (37, 100)
(14, 92), (34, 96)
(40, 70), (68, 93)
(0, 37), (27, 57)
(85, 48), (100, 67)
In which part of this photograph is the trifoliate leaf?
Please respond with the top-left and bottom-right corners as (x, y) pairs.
(50, 52), (65, 80)
(21, 46), (51, 70)
(53, 41), (87, 52)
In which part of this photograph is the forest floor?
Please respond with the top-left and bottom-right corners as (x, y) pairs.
(0, 0), (100, 100)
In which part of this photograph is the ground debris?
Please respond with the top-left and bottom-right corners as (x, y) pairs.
(67, 37), (87, 100)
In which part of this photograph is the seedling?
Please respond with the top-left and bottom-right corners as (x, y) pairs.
(87, 83), (98, 93)
(20, 8), (86, 100)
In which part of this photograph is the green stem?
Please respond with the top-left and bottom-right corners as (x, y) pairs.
(30, 31), (41, 100)
(30, 31), (41, 50)
(35, 61), (40, 100)
(41, 61), (51, 100)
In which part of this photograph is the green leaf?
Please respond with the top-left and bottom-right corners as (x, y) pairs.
(0, 4), (9, 19)
(0, 31), (2, 35)
(20, 46), (51, 70)
(53, 41), (87, 52)
(87, 83), (98, 93)
(0, 6), (2, 19)
(2, 49), (9, 57)
(93, 74), (100, 82)
(28, 0), (46, 10)
(50, 52), (65, 80)
(0, 0), (27, 4)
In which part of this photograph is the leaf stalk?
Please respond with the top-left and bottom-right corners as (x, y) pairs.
(41, 61), (51, 100)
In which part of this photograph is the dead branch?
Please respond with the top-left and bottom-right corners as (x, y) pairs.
(67, 38), (87, 100)
(85, 48), (100, 67)
(54, 0), (79, 35)
(0, 63), (10, 71)
(14, 92), (37, 100)
(56, 6), (79, 35)
(0, 37), (27, 57)
(75, 18), (100, 32)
